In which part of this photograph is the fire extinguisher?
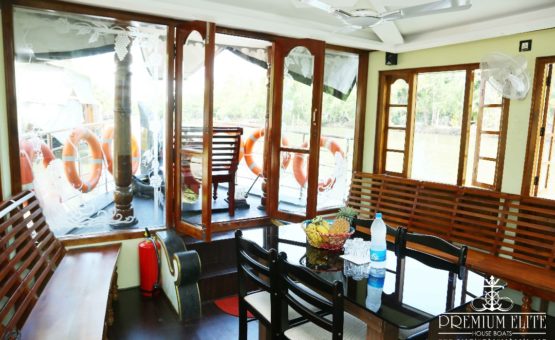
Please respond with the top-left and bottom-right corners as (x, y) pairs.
(139, 228), (161, 297)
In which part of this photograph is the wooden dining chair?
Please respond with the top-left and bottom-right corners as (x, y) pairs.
(397, 228), (468, 280)
(350, 217), (405, 256)
(235, 230), (318, 339)
(277, 252), (367, 340)
(396, 228), (468, 340)
(235, 229), (280, 340)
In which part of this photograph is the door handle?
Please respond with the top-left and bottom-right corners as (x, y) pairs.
(312, 108), (317, 126)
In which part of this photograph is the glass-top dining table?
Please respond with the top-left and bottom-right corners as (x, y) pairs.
(240, 223), (504, 339)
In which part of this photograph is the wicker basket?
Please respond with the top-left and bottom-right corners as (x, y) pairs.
(302, 220), (354, 251)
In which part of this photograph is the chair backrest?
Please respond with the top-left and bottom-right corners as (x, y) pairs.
(0, 191), (65, 336)
(212, 127), (243, 174)
(397, 228), (468, 279)
(278, 253), (344, 340)
(235, 229), (277, 295)
(350, 217), (403, 256)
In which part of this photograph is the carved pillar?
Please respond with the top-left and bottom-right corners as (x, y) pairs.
(111, 52), (138, 227)
(260, 48), (272, 210)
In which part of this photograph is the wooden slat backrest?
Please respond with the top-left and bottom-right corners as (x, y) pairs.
(0, 191), (65, 335)
(348, 172), (555, 271)
(411, 181), (458, 239)
(180, 127), (243, 173)
(348, 173), (415, 228)
(211, 127), (243, 174)
(451, 188), (508, 255)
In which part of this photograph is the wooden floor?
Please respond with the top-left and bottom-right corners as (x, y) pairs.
(109, 288), (259, 340)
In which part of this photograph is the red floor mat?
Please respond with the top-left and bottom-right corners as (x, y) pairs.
(214, 295), (254, 318)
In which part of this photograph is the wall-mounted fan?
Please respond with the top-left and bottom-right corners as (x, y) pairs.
(480, 52), (530, 100)
(295, 0), (472, 29)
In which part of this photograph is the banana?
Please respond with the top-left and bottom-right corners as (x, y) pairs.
(316, 225), (329, 234)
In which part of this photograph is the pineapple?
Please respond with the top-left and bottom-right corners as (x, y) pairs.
(330, 206), (357, 234)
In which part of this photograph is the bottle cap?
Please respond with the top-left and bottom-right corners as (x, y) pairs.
(376, 212), (382, 219)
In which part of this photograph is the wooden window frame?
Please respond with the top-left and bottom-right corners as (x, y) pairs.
(2, 0), (371, 241)
(377, 72), (416, 177)
(522, 56), (555, 198)
(375, 63), (509, 191)
(470, 82), (510, 190)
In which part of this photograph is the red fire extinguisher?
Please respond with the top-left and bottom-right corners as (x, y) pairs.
(139, 228), (161, 297)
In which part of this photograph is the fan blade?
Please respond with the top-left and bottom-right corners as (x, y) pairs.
(298, 0), (334, 13)
(371, 21), (404, 44)
(333, 25), (362, 34)
(397, 0), (472, 19)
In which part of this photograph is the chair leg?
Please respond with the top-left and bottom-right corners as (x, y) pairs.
(238, 299), (248, 340)
(213, 183), (218, 200)
(228, 178), (235, 216)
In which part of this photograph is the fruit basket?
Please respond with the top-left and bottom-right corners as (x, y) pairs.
(302, 218), (354, 251)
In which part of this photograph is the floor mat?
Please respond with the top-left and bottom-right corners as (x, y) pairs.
(214, 295), (254, 318)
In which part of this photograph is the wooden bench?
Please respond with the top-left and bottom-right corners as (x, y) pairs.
(0, 191), (120, 340)
(347, 172), (555, 308)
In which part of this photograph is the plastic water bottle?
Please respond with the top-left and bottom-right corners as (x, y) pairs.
(370, 212), (387, 277)
(366, 273), (384, 312)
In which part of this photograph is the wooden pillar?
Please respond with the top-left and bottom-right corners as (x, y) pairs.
(260, 46), (273, 210)
(111, 52), (137, 227)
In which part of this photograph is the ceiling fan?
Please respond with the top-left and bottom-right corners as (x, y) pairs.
(297, 0), (472, 40)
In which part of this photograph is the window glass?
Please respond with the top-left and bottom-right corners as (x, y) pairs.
(387, 130), (405, 150)
(390, 78), (408, 105)
(385, 152), (404, 173)
(13, 7), (168, 235)
(212, 33), (270, 220)
(180, 31), (206, 226)
(278, 46), (314, 213)
(317, 50), (358, 211)
(412, 71), (466, 184)
(281, 47), (313, 149)
(466, 70), (505, 188)
(535, 63), (555, 198)
(389, 107), (407, 127)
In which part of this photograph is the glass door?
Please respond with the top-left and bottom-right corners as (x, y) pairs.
(269, 39), (325, 220)
(175, 22), (215, 240)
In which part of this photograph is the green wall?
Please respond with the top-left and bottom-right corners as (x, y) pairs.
(363, 28), (555, 194)
(0, 10), (11, 198)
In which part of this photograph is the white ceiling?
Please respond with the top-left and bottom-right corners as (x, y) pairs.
(65, 0), (555, 52)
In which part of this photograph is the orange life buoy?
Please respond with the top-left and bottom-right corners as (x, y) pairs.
(292, 137), (345, 192)
(238, 136), (245, 162)
(101, 126), (140, 175)
(243, 128), (291, 176)
(20, 150), (33, 186)
(62, 127), (104, 193)
(19, 140), (56, 186)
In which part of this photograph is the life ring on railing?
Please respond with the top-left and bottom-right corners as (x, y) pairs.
(244, 128), (291, 176)
(62, 127), (104, 193)
(101, 126), (140, 175)
(292, 137), (345, 192)
(19, 140), (56, 186)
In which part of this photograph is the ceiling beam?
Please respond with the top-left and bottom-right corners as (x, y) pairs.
(394, 4), (555, 53)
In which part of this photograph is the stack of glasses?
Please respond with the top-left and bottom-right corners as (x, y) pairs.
(343, 238), (371, 280)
